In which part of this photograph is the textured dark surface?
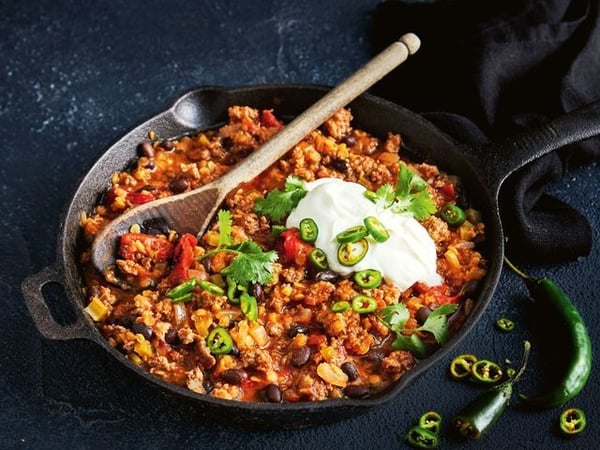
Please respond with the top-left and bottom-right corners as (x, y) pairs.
(3, 0), (599, 448)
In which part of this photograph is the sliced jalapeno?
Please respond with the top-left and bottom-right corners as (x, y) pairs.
(199, 280), (225, 296)
(336, 225), (368, 244)
(418, 411), (442, 435)
(364, 216), (390, 242)
(559, 407), (586, 436)
(449, 354), (478, 380)
(207, 327), (233, 355)
(226, 276), (241, 304)
(299, 217), (319, 243)
(309, 248), (328, 270)
(331, 300), (350, 313)
(351, 294), (377, 314)
(495, 317), (515, 333)
(337, 239), (368, 266)
(471, 359), (503, 384)
(440, 203), (466, 227)
(166, 277), (197, 299)
(271, 224), (286, 237)
(354, 269), (382, 289)
(240, 291), (258, 321)
(170, 292), (193, 304)
(406, 425), (439, 449)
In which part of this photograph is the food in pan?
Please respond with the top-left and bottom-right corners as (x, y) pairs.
(79, 105), (487, 402)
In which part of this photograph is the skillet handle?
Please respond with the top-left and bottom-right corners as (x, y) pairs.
(482, 99), (600, 192)
(21, 264), (94, 341)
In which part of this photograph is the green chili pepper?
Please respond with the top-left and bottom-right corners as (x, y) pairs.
(504, 258), (592, 409)
(440, 203), (466, 227)
(299, 218), (318, 243)
(418, 411), (442, 435)
(559, 407), (586, 436)
(354, 269), (382, 289)
(363, 216), (390, 242)
(453, 340), (530, 440)
(226, 276), (241, 304)
(406, 425), (439, 449)
(199, 280), (225, 296)
(495, 317), (515, 333)
(336, 225), (368, 244)
(240, 291), (258, 321)
(337, 239), (369, 266)
(170, 292), (193, 304)
(207, 327), (233, 355)
(331, 300), (350, 313)
(166, 278), (197, 299)
(309, 248), (328, 270)
(471, 360), (503, 384)
(351, 294), (377, 314)
(449, 354), (478, 380)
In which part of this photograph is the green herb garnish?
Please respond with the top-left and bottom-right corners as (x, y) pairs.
(365, 162), (436, 221)
(378, 302), (458, 359)
(253, 176), (308, 222)
(202, 209), (278, 287)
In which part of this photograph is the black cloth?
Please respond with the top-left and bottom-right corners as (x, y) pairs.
(371, 0), (600, 263)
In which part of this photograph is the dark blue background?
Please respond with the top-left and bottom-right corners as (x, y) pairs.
(3, 0), (598, 448)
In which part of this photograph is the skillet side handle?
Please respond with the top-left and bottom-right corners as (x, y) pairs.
(21, 264), (93, 341)
(483, 99), (600, 192)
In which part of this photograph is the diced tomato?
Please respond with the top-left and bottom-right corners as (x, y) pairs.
(439, 183), (456, 201)
(278, 228), (314, 266)
(168, 233), (198, 284)
(119, 233), (174, 262)
(414, 283), (460, 305)
(306, 332), (327, 347)
(127, 191), (155, 205)
(260, 109), (283, 129)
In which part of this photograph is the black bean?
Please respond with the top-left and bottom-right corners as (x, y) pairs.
(363, 349), (384, 365)
(230, 345), (240, 357)
(250, 283), (264, 301)
(220, 369), (248, 385)
(137, 142), (155, 158)
(461, 280), (479, 299)
(144, 160), (156, 170)
(344, 385), (370, 398)
(328, 158), (349, 173)
(203, 378), (213, 394)
(290, 346), (311, 367)
(141, 217), (170, 235)
(341, 362), (359, 381)
(314, 270), (339, 283)
(169, 176), (190, 194)
(264, 384), (282, 403)
(131, 321), (153, 340)
(160, 140), (174, 151)
(342, 134), (357, 147)
(287, 325), (310, 338)
(165, 329), (180, 346)
(221, 136), (233, 150)
(415, 306), (432, 325)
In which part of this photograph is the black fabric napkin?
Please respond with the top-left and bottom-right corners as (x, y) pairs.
(370, 0), (600, 263)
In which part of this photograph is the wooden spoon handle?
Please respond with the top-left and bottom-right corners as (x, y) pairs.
(218, 33), (421, 193)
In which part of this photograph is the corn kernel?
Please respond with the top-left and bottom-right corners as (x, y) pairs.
(134, 334), (153, 358)
(84, 297), (108, 322)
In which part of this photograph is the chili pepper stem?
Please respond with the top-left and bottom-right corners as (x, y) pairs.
(503, 257), (529, 280)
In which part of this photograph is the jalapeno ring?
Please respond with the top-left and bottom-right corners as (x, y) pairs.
(363, 216), (390, 242)
(207, 327), (233, 355)
(331, 300), (350, 313)
(449, 354), (478, 380)
(240, 292), (258, 321)
(471, 359), (503, 384)
(166, 277), (197, 299)
(336, 225), (368, 244)
(495, 317), (515, 333)
(440, 203), (466, 227)
(351, 294), (377, 314)
(337, 239), (369, 266)
(299, 217), (318, 243)
(309, 248), (329, 270)
(406, 425), (439, 449)
(418, 411), (442, 435)
(559, 407), (586, 436)
(354, 269), (382, 289)
(200, 280), (225, 296)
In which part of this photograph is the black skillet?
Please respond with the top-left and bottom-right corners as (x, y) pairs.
(21, 85), (600, 429)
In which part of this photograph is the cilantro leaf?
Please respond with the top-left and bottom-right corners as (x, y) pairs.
(253, 175), (308, 222)
(217, 209), (233, 247)
(419, 303), (458, 344)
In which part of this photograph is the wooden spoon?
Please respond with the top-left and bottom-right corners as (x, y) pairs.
(92, 33), (421, 272)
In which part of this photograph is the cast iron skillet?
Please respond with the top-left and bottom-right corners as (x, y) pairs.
(21, 85), (600, 429)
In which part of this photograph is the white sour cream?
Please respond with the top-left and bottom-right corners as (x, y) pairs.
(286, 178), (441, 291)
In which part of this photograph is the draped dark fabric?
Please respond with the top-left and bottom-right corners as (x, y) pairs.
(371, 0), (600, 263)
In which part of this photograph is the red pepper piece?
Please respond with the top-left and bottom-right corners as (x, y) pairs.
(278, 228), (314, 266)
(126, 191), (155, 205)
(168, 233), (198, 284)
(260, 109), (283, 129)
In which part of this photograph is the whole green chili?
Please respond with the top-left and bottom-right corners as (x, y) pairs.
(453, 340), (530, 440)
(504, 258), (592, 409)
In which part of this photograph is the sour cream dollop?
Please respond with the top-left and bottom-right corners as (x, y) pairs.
(286, 178), (441, 291)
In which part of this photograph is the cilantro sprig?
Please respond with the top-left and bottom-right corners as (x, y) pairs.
(365, 162), (436, 221)
(253, 176), (308, 222)
(378, 302), (458, 359)
(202, 209), (278, 287)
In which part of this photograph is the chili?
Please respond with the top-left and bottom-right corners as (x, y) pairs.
(559, 407), (586, 436)
(199, 280), (225, 296)
(335, 225), (368, 244)
(240, 291), (258, 321)
(166, 278), (197, 300)
(226, 276), (241, 304)
(471, 359), (503, 385)
(418, 411), (442, 435)
(354, 269), (382, 289)
(406, 426), (439, 449)
(453, 340), (530, 440)
(331, 300), (350, 313)
(504, 258), (592, 409)
(495, 317), (515, 333)
(351, 294), (377, 314)
(363, 216), (389, 242)
(309, 248), (328, 270)
(337, 239), (368, 266)
(449, 354), (478, 380)
(440, 203), (466, 227)
(299, 218), (318, 243)
(207, 327), (234, 355)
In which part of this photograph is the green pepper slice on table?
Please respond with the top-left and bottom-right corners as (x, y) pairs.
(471, 359), (503, 384)
(559, 407), (586, 436)
(449, 354), (478, 380)
(495, 317), (515, 332)
(406, 425), (439, 449)
(207, 327), (233, 355)
(299, 217), (318, 243)
(418, 411), (442, 435)
(354, 269), (382, 289)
